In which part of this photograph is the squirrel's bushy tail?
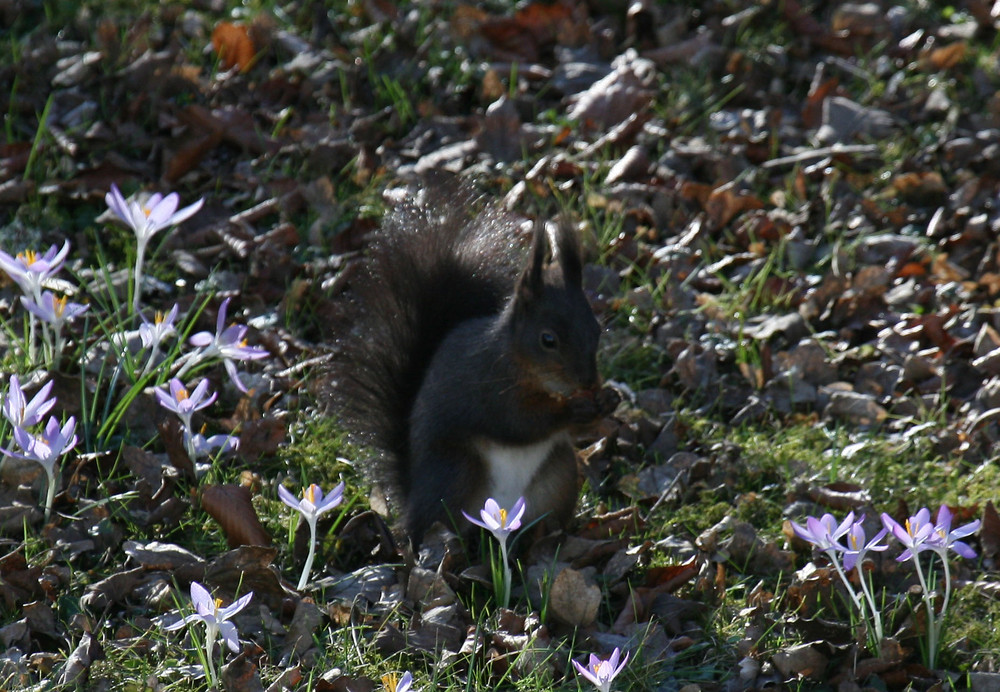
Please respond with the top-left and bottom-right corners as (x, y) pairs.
(331, 186), (527, 504)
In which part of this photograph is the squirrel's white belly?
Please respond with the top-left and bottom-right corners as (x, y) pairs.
(476, 433), (566, 509)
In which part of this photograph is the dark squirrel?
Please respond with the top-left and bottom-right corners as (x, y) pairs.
(333, 188), (617, 543)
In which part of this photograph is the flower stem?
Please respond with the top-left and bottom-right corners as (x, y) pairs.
(203, 626), (219, 687)
(855, 565), (884, 642)
(43, 465), (55, 522)
(27, 312), (36, 363)
(499, 538), (511, 609)
(297, 517), (317, 590)
(911, 555), (938, 669)
(142, 343), (161, 377)
(132, 239), (147, 315)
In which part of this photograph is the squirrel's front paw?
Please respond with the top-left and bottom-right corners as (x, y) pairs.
(568, 386), (620, 423)
(595, 386), (621, 417)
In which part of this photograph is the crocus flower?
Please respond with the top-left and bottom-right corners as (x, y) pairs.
(881, 508), (936, 562)
(790, 511), (854, 555)
(185, 430), (239, 459)
(185, 298), (268, 393)
(462, 496), (526, 543)
(0, 241), (70, 301)
(381, 671), (413, 692)
(138, 304), (179, 349)
(463, 497), (526, 609)
(881, 505), (980, 669)
(19, 291), (88, 365)
(572, 648), (629, 692)
(105, 183), (203, 313)
(164, 581), (253, 686)
(136, 304), (180, 376)
(928, 504), (980, 560)
(0, 415), (77, 520)
(154, 378), (217, 433)
(279, 481), (345, 590)
(106, 183), (204, 241)
(20, 291), (88, 326)
(2, 374), (55, 428)
(841, 519), (889, 572)
(792, 511), (885, 645)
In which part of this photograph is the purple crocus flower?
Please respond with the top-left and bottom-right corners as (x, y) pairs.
(790, 511), (855, 556)
(154, 378), (217, 432)
(105, 183), (203, 245)
(105, 183), (203, 313)
(381, 671), (413, 692)
(929, 504), (980, 559)
(0, 415), (77, 520)
(841, 518), (889, 572)
(278, 482), (346, 524)
(163, 581), (252, 685)
(138, 304), (179, 349)
(572, 647), (629, 692)
(21, 291), (88, 326)
(185, 430), (239, 459)
(187, 297), (268, 393)
(462, 496), (526, 609)
(279, 481), (346, 590)
(881, 508), (937, 562)
(2, 374), (55, 428)
(462, 496), (526, 544)
(0, 241), (70, 300)
(2, 416), (79, 472)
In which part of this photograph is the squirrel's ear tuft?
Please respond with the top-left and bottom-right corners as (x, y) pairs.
(516, 221), (548, 304)
(554, 224), (583, 287)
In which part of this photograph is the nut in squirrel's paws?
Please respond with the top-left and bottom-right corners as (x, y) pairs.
(568, 386), (621, 424)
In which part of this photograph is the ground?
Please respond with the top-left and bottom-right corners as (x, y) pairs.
(2, 0), (1000, 690)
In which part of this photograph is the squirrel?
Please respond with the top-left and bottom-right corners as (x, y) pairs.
(331, 186), (617, 543)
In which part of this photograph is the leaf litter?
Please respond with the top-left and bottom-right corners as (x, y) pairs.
(3, 0), (1000, 689)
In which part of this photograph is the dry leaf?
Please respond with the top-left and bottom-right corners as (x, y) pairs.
(211, 22), (256, 72)
(705, 184), (765, 228)
(891, 171), (947, 201)
(201, 484), (272, 547)
(548, 568), (601, 626)
(981, 501), (1000, 563)
(772, 642), (828, 679)
(925, 41), (968, 70)
(803, 77), (839, 129)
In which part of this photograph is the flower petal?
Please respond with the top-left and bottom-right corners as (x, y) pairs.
(278, 484), (301, 511)
(190, 581), (214, 613)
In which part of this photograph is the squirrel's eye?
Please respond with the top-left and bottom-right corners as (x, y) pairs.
(540, 330), (558, 350)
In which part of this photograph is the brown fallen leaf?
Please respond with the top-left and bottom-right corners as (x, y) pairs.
(212, 22), (256, 73)
(158, 418), (195, 480)
(802, 77), (839, 130)
(163, 131), (223, 183)
(203, 546), (287, 609)
(772, 642), (828, 679)
(891, 171), (947, 202)
(923, 41), (968, 70)
(980, 501), (1000, 563)
(805, 482), (869, 512)
(548, 567), (601, 626)
(643, 558), (698, 592)
(201, 484), (272, 547)
(236, 416), (287, 464)
(220, 648), (263, 691)
(705, 183), (765, 228)
(316, 674), (377, 692)
(0, 549), (45, 609)
(80, 567), (148, 613)
(59, 632), (104, 687)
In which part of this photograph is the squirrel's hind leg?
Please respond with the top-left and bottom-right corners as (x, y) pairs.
(522, 440), (579, 532)
(404, 442), (487, 543)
